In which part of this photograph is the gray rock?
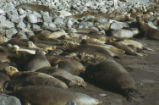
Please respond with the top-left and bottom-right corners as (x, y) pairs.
(33, 11), (42, 18)
(32, 24), (41, 31)
(0, 19), (14, 29)
(7, 10), (19, 23)
(0, 94), (21, 105)
(96, 17), (109, 23)
(54, 17), (65, 28)
(110, 21), (129, 30)
(0, 15), (6, 22)
(111, 28), (139, 39)
(17, 20), (26, 29)
(67, 18), (78, 28)
(48, 22), (57, 31)
(27, 14), (38, 23)
(41, 11), (52, 23)
(18, 8), (26, 15)
(5, 28), (17, 38)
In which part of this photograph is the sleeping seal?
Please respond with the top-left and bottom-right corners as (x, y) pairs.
(86, 58), (142, 101)
(6, 71), (68, 90)
(13, 86), (100, 105)
(27, 50), (51, 71)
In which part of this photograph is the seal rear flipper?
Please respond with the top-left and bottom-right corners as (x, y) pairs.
(125, 89), (144, 102)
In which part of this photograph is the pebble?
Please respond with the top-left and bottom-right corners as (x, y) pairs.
(0, 94), (21, 105)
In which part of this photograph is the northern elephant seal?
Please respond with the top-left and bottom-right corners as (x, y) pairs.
(13, 86), (100, 105)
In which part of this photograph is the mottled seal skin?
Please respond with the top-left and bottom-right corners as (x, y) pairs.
(13, 86), (100, 105)
(27, 50), (51, 71)
(7, 71), (68, 90)
(58, 59), (85, 75)
(0, 71), (10, 93)
(86, 59), (140, 100)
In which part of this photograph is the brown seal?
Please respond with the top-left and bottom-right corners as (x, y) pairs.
(36, 67), (87, 87)
(13, 86), (100, 105)
(57, 59), (85, 75)
(6, 71), (68, 90)
(86, 58), (141, 101)
(27, 50), (51, 71)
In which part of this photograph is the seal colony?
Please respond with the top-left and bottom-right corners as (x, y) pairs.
(0, 1), (159, 105)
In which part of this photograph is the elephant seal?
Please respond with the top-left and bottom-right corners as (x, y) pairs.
(36, 67), (87, 87)
(13, 86), (100, 105)
(86, 58), (141, 101)
(27, 50), (51, 71)
(6, 71), (68, 90)
(52, 69), (87, 87)
(58, 59), (85, 75)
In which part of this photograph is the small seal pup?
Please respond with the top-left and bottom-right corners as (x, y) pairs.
(86, 58), (142, 101)
(27, 50), (51, 71)
(13, 86), (100, 105)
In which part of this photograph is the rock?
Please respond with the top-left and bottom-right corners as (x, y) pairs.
(18, 8), (26, 15)
(7, 10), (19, 23)
(54, 17), (65, 28)
(110, 21), (129, 30)
(0, 18), (15, 29)
(111, 28), (139, 39)
(58, 10), (72, 18)
(0, 9), (5, 15)
(48, 22), (57, 31)
(67, 18), (78, 28)
(17, 20), (26, 29)
(5, 28), (17, 38)
(32, 24), (41, 31)
(27, 14), (38, 24)
(0, 94), (21, 105)
(41, 11), (52, 23)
